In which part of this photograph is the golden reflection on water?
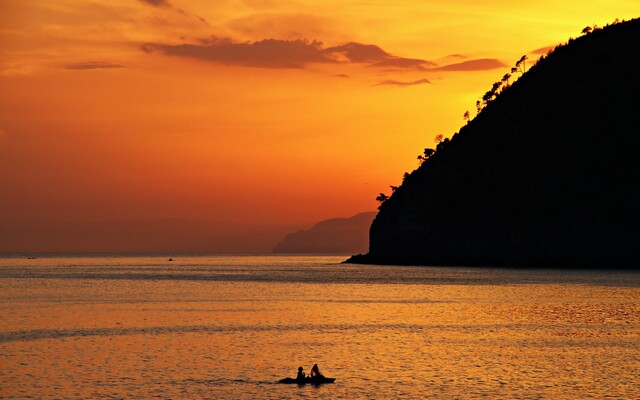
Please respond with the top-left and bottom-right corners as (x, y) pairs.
(1, 256), (639, 399)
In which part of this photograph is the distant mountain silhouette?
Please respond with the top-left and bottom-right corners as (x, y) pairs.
(347, 19), (640, 268)
(273, 212), (376, 254)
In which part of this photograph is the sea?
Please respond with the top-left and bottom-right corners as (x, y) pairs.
(0, 255), (638, 399)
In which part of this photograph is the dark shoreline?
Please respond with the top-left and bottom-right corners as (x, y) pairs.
(343, 253), (640, 270)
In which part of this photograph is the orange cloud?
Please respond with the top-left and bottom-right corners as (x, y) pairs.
(324, 42), (434, 69)
(431, 58), (507, 71)
(532, 46), (555, 55)
(143, 37), (331, 68)
(376, 78), (431, 86)
(65, 61), (126, 70)
(139, 0), (171, 7)
(143, 36), (435, 71)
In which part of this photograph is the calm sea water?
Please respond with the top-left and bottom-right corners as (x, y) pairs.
(0, 255), (639, 399)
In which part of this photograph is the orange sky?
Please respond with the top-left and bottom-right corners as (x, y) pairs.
(0, 0), (638, 252)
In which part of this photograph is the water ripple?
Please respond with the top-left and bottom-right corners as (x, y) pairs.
(2, 322), (635, 343)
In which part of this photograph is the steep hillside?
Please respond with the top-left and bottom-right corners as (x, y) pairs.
(273, 212), (375, 254)
(348, 19), (640, 268)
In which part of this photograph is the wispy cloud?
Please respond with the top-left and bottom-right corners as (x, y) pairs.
(532, 46), (554, 55)
(376, 78), (431, 87)
(138, 0), (209, 25)
(139, 0), (171, 7)
(324, 42), (434, 70)
(431, 58), (506, 71)
(226, 13), (338, 43)
(64, 61), (126, 70)
(143, 37), (331, 69)
(142, 37), (434, 70)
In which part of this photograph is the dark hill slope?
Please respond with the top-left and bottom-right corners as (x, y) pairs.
(350, 19), (640, 268)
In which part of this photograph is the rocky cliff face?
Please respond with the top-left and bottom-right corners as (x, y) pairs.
(349, 19), (640, 268)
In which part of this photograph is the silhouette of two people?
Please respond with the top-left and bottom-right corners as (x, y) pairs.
(295, 364), (324, 383)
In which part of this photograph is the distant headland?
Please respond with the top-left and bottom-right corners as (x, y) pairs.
(274, 212), (375, 254)
(347, 18), (640, 268)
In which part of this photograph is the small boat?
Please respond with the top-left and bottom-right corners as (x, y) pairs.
(278, 376), (336, 385)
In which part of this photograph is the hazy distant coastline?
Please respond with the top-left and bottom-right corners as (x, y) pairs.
(0, 219), (302, 254)
(0, 212), (375, 255)
(273, 212), (375, 254)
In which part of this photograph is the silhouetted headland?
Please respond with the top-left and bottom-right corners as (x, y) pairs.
(273, 212), (375, 254)
(347, 18), (640, 268)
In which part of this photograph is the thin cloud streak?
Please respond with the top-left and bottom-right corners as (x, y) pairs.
(138, 0), (209, 26)
(138, 0), (171, 7)
(65, 61), (126, 70)
(376, 78), (431, 87)
(430, 58), (506, 71)
(532, 46), (554, 55)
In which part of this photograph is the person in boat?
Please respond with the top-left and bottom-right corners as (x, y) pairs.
(309, 364), (324, 379)
(296, 366), (306, 382)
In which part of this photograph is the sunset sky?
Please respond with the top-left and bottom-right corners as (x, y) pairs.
(1, 0), (638, 252)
